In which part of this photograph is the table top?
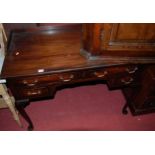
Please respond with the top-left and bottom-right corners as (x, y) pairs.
(1, 27), (125, 78)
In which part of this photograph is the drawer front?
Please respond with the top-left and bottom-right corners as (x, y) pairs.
(107, 75), (137, 88)
(106, 65), (139, 77)
(81, 65), (139, 81)
(9, 74), (59, 86)
(8, 65), (139, 87)
(17, 87), (50, 99)
(8, 65), (141, 100)
(82, 68), (108, 80)
(9, 71), (80, 87)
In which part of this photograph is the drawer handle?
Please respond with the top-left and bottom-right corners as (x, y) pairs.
(59, 74), (74, 82)
(23, 79), (38, 86)
(94, 71), (108, 78)
(121, 77), (134, 85)
(27, 90), (41, 95)
(126, 67), (138, 74)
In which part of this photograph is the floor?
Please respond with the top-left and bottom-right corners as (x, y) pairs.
(0, 84), (155, 131)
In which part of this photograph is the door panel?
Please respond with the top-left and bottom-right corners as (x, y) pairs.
(101, 24), (155, 52)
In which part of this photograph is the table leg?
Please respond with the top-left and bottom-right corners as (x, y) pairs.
(16, 100), (34, 131)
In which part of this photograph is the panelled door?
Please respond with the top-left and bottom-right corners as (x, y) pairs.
(101, 24), (155, 56)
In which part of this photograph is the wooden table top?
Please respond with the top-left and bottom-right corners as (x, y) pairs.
(1, 27), (124, 78)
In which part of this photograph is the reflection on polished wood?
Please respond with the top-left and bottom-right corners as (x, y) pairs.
(2, 23), (155, 130)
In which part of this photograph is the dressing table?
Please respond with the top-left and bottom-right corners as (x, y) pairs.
(1, 23), (155, 130)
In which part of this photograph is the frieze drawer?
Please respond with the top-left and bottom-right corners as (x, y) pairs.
(82, 68), (108, 80)
(106, 65), (139, 77)
(16, 87), (50, 99)
(8, 72), (80, 87)
(107, 75), (137, 89)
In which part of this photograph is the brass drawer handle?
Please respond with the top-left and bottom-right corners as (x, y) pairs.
(27, 90), (41, 95)
(121, 77), (134, 85)
(126, 67), (138, 74)
(94, 71), (108, 78)
(23, 79), (38, 86)
(59, 74), (74, 82)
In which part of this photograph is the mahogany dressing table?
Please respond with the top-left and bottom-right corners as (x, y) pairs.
(1, 23), (155, 130)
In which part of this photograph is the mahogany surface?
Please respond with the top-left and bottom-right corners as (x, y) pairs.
(1, 23), (155, 130)
(82, 23), (155, 59)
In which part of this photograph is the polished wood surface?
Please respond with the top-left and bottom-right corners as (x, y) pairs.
(2, 23), (155, 130)
(2, 26), (82, 77)
(82, 23), (155, 58)
(2, 25), (131, 78)
(122, 65), (155, 115)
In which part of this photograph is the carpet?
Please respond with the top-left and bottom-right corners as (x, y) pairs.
(0, 84), (155, 131)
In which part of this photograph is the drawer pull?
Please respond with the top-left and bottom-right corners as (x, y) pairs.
(94, 71), (108, 78)
(27, 90), (41, 95)
(126, 67), (138, 74)
(121, 77), (134, 85)
(23, 79), (38, 86)
(59, 74), (74, 82)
